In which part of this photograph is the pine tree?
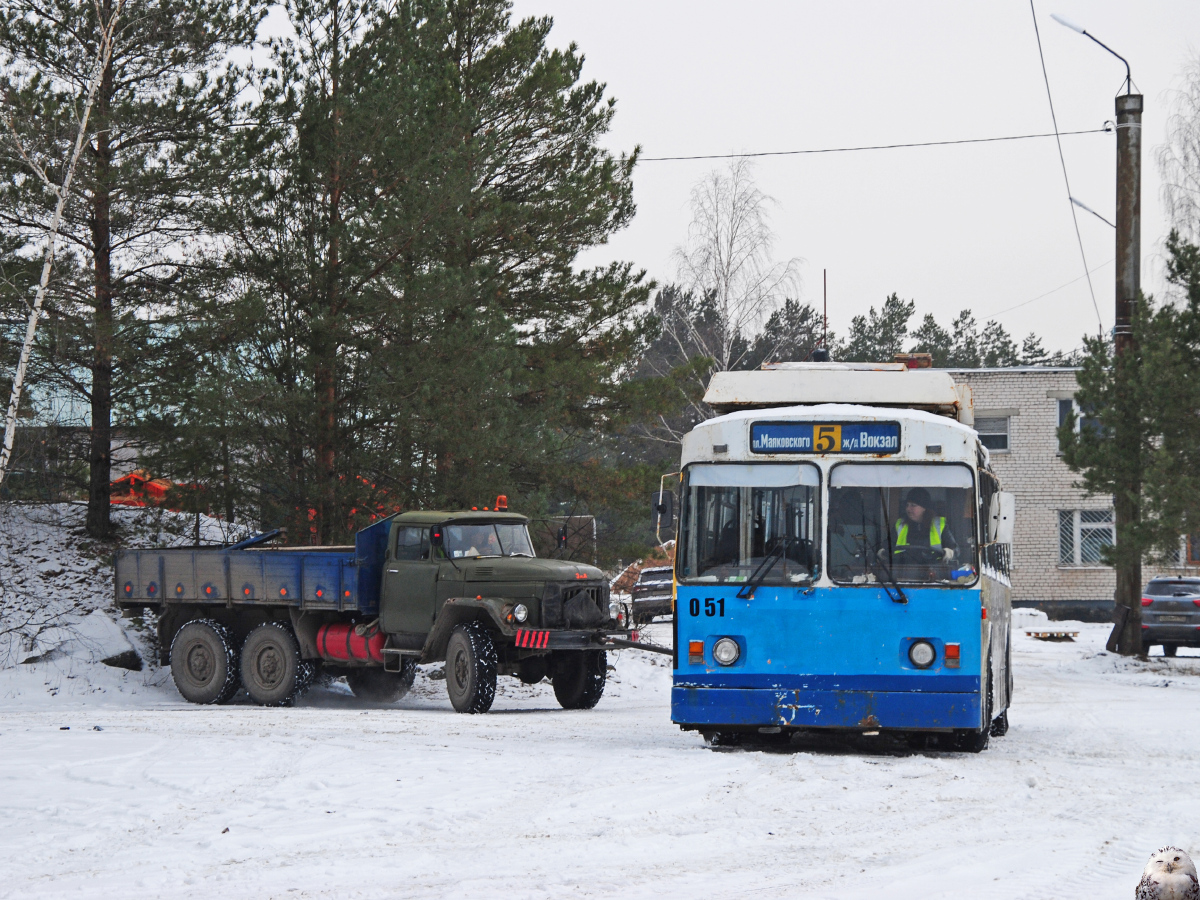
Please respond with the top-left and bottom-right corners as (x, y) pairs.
(909, 313), (952, 366)
(1059, 231), (1200, 653)
(146, 0), (655, 543)
(747, 298), (826, 367)
(0, 0), (265, 536)
(837, 293), (914, 362)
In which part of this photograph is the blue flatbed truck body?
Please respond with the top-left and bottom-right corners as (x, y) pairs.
(115, 517), (391, 615)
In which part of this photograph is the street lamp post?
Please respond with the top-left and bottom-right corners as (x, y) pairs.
(1051, 13), (1144, 655)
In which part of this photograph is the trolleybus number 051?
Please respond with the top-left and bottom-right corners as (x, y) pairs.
(689, 598), (725, 617)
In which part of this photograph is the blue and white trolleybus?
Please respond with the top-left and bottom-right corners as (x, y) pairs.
(668, 363), (1014, 751)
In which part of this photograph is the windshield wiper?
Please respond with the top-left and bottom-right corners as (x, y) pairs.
(737, 538), (808, 600)
(874, 488), (908, 604)
(870, 556), (908, 604)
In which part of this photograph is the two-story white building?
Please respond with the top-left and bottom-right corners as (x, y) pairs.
(949, 367), (1195, 621)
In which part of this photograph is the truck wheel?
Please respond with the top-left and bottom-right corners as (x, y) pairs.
(445, 622), (497, 714)
(347, 661), (417, 703)
(552, 650), (606, 710)
(170, 619), (240, 704)
(240, 622), (312, 707)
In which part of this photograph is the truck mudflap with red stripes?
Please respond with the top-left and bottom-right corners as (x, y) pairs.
(514, 629), (550, 649)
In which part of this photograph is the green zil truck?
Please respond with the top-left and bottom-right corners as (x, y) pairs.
(116, 510), (642, 713)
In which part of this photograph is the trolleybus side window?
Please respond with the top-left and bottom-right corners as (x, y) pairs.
(678, 463), (820, 585)
(828, 463), (978, 586)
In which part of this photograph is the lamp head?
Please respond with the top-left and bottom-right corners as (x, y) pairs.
(1050, 13), (1085, 34)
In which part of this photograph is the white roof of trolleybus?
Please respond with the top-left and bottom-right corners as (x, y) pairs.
(703, 365), (972, 424)
(680, 403), (980, 467)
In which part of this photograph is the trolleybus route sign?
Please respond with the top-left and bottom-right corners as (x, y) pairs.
(750, 421), (901, 454)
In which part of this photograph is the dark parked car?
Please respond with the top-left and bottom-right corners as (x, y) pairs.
(1141, 577), (1200, 656)
(631, 565), (674, 625)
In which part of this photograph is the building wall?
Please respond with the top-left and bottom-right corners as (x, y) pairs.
(949, 368), (1193, 619)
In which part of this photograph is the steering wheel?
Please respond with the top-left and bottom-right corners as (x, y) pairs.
(897, 545), (943, 565)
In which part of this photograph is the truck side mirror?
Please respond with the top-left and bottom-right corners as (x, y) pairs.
(652, 490), (675, 530)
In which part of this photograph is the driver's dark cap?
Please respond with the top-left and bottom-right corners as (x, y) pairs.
(905, 487), (932, 508)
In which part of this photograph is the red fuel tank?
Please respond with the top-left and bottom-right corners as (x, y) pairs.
(316, 622), (385, 663)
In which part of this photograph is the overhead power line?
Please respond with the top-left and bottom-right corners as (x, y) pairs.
(1030, 0), (1104, 335)
(639, 127), (1110, 162)
(985, 257), (1115, 319)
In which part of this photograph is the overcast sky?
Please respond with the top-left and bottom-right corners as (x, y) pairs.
(508, 0), (1200, 355)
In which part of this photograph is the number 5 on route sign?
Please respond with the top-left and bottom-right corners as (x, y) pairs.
(814, 424), (841, 452)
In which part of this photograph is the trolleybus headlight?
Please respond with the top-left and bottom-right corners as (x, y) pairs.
(712, 637), (740, 666)
(513, 603), (529, 623)
(908, 640), (936, 669)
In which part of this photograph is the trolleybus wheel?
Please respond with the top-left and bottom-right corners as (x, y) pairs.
(445, 621), (497, 714)
(347, 661), (417, 703)
(552, 650), (606, 710)
(702, 731), (744, 747)
(989, 709), (1009, 737)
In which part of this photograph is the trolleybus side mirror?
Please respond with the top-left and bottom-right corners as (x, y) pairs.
(988, 492), (1015, 544)
(651, 490), (675, 530)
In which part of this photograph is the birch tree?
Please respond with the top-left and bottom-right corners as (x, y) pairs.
(0, 0), (123, 494)
(671, 159), (801, 375)
(0, 0), (264, 536)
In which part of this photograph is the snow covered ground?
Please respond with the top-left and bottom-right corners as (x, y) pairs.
(2, 614), (1198, 900)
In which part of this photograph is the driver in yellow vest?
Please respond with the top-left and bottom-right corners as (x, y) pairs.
(891, 487), (957, 563)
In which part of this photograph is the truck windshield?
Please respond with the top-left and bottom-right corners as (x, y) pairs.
(828, 463), (977, 586)
(444, 523), (535, 559)
(677, 463), (820, 585)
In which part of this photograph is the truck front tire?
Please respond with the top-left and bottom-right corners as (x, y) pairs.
(347, 661), (417, 703)
(170, 619), (240, 704)
(445, 621), (497, 714)
(552, 650), (606, 710)
(240, 622), (313, 707)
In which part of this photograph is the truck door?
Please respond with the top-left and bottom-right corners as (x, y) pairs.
(380, 526), (440, 635)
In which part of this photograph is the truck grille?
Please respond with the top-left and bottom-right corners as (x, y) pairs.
(542, 581), (609, 628)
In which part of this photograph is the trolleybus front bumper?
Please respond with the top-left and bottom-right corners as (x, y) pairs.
(672, 675), (982, 731)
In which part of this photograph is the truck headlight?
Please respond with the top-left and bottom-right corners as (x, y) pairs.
(513, 603), (529, 623)
(712, 637), (740, 666)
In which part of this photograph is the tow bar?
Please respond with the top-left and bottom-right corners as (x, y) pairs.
(598, 636), (673, 656)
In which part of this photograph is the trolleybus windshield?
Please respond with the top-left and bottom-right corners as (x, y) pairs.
(828, 463), (978, 586)
(678, 463), (820, 585)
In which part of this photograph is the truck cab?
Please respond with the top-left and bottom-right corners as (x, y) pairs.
(374, 510), (619, 712)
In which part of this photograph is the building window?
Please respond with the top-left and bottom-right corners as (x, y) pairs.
(1058, 399), (1102, 434)
(975, 416), (1009, 452)
(1058, 509), (1114, 565)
